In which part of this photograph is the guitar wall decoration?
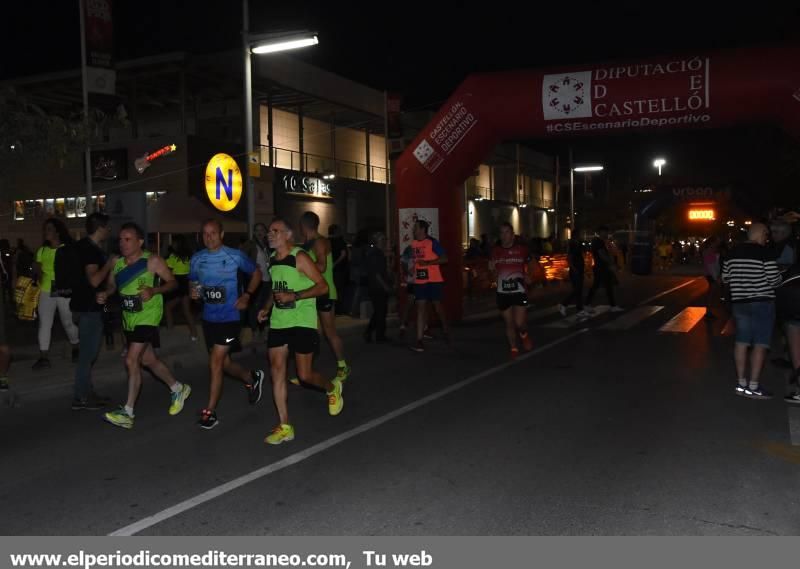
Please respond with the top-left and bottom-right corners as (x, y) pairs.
(135, 144), (177, 174)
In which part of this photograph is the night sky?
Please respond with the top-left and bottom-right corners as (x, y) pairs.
(2, 2), (799, 210)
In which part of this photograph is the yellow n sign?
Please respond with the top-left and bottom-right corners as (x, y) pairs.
(205, 153), (242, 212)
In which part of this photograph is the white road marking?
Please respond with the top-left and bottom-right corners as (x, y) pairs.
(544, 306), (609, 328)
(658, 307), (707, 333)
(108, 328), (589, 536)
(637, 279), (698, 306)
(600, 306), (664, 331)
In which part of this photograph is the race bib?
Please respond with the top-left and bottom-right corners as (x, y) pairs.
(203, 286), (226, 304)
(120, 294), (143, 312)
(501, 279), (520, 293)
(416, 268), (429, 281)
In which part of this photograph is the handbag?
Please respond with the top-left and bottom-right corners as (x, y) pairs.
(14, 276), (40, 321)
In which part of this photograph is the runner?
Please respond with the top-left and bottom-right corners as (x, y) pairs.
(189, 219), (265, 430)
(490, 222), (533, 359)
(258, 217), (344, 445)
(410, 220), (449, 352)
(298, 212), (351, 382)
(100, 223), (191, 429)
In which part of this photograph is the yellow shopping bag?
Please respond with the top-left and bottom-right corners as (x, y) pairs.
(14, 276), (40, 321)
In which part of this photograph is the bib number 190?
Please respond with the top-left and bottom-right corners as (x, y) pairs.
(203, 287), (226, 304)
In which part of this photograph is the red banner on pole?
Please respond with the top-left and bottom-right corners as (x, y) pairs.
(85, 0), (113, 68)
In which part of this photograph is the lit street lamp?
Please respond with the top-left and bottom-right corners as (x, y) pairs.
(653, 157), (666, 176)
(243, 0), (318, 234)
(569, 156), (604, 236)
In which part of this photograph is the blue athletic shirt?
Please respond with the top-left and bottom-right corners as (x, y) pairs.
(189, 246), (257, 323)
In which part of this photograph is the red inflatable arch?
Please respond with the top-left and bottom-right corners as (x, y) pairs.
(394, 45), (800, 321)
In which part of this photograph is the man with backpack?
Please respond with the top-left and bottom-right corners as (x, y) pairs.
(68, 213), (118, 410)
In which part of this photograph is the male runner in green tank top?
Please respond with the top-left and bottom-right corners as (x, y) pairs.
(99, 223), (191, 429)
(258, 217), (343, 445)
(296, 211), (351, 383)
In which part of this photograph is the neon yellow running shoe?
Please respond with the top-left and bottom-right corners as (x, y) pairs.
(288, 377), (300, 386)
(335, 364), (351, 382)
(265, 423), (295, 445)
(327, 378), (343, 416)
(103, 407), (134, 430)
(169, 384), (192, 416)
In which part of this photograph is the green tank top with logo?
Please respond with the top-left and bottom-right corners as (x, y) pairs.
(303, 238), (337, 300)
(268, 247), (317, 330)
(113, 252), (162, 331)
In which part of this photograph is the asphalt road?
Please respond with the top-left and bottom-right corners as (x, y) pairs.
(3, 273), (799, 535)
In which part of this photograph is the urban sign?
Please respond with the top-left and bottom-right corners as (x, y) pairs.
(205, 153), (242, 212)
(282, 174), (333, 199)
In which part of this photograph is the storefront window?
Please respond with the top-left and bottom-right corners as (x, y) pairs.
(11, 194), (107, 221)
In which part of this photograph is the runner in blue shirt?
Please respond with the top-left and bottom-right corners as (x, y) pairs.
(189, 219), (265, 429)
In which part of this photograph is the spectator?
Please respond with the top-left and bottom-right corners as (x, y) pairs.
(465, 238), (482, 259)
(329, 225), (350, 315)
(347, 229), (370, 317)
(364, 232), (392, 343)
(770, 220), (796, 274)
(701, 236), (722, 320)
(585, 226), (623, 313)
(32, 218), (80, 370)
(722, 223), (782, 399)
(13, 239), (34, 285)
(0, 240), (12, 305)
(0, 286), (9, 391)
(70, 212), (116, 410)
(480, 234), (491, 257)
(558, 229), (588, 319)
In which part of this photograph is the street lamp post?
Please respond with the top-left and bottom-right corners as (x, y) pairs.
(570, 161), (604, 237)
(242, 0), (318, 235)
(653, 157), (666, 176)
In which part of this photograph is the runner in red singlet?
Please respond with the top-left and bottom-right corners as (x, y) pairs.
(490, 222), (533, 359)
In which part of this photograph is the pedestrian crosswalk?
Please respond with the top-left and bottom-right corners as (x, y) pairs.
(529, 303), (728, 336)
(544, 305), (610, 328)
(600, 306), (664, 331)
(658, 307), (708, 333)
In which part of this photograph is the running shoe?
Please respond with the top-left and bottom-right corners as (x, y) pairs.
(328, 379), (344, 416)
(168, 384), (192, 416)
(410, 341), (425, 353)
(265, 423), (295, 445)
(335, 364), (351, 382)
(198, 408), (219, 429)
(510, 347), (520, 360)
(734, 383), (747, 395)
(247, 370), (265, 404)
(103, 407), (134, 429)
(289, 377), (301, 386)
(521, 333), (533, 352)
